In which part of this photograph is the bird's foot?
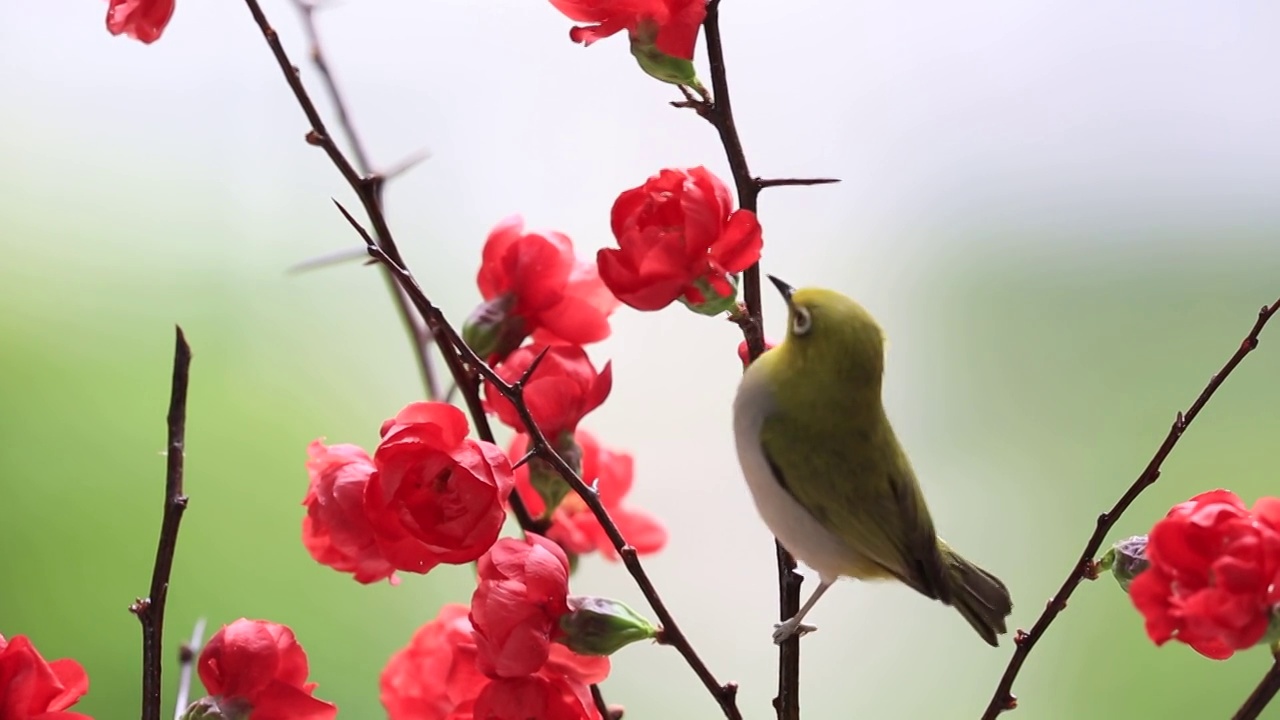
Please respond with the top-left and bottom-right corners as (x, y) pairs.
(772, 618), (817, 644)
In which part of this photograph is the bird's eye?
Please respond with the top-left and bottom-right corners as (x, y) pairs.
(792, 307), (813, 336)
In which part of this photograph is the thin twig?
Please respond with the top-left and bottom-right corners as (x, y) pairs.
(240, 0), (540, 532)
(590, 684), (619, 720)
(981, 298), (1280, 719)
(695, 2), (839, 717)
(173, 617), (207, 720)
(274, 0), (443, 401)
(1232, 650), (1280, 720)
(359, 238), (742, 720)
(130, 326), (193, 720)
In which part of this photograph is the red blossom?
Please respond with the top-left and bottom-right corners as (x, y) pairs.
(0, 634), (91, 720)
(511, 431), (666, 560)
(598, 166), (762, 311)
(472, 675), (598, 720)
(380, 605), (486, 720)
(366, 402), (514, 574)
(1130, 489), (1280, 659)
(197, 619), (336, 720)
(736, 339), (776, 369)
(380, 604), (608, 720)
(475, 215), (618, 355)
(301, 440), (397, 585)
(470, 535), (572, 679)
(547, 0), (706, 60)
(485, 345), (612, 440)
(105, 0), (175, 44)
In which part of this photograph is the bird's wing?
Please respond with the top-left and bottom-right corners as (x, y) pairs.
(761, 418), (952, 603)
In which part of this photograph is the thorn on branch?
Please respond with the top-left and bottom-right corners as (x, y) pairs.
(515, 347), (551, 391)
(511, 450), (538, 471)
(755, 177), (842, 189)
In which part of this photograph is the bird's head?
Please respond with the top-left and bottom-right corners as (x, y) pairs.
(767, 275), (886, 381)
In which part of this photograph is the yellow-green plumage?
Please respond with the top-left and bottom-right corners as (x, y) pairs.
(733, 278), (1013, 645)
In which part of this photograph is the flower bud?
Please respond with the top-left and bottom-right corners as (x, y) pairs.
(558, 596), (658, 656)
(179, 697), (247, 720)
(1099, 535), (1148, 593)
(462, 293), (526, 362)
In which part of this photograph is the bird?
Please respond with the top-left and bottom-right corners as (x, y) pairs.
(732, 275), (1013, 646)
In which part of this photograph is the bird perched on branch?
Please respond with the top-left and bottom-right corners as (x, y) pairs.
(733, 276), (1013, 645)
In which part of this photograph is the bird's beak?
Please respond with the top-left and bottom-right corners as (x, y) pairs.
(767, 275), (796, 306)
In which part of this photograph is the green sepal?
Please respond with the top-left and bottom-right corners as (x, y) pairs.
(628, 20), (701, 88)
(461, 293), (526, 362)
(679, 274), (739, 316)
(531, 433), (583, 519)
(1100, 535), (1148, 593)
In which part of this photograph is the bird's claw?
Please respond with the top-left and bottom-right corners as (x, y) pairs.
(772, 619), (817, 644)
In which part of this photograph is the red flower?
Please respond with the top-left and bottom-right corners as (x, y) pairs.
(0, 634), (91, 720)
(470, 535), (572, 678)
(380, 604), (608, 720)
(197, 619), (336, 720)
(105, 0), (175, 44)
(301, 440), (397, 585)
(472, 675), (599, 720)
(366, 402), (515, 574)
(598, 167), (762, 311)
(475, 215), (618, 354)
(485, 345), (612, 440)
(1130, 489), (1280, 659)
(380, 604), (486, 720)
(511, 431), (666, 560)
(548, 0), (706, 60)
(736, 339), (776, 369)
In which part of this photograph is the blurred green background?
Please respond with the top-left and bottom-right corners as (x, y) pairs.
(5, 1), (1280, 719)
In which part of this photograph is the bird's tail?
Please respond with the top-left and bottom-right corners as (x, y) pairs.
(941, 543), (1013, 647)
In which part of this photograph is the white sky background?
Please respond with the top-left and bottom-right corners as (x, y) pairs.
(4, 1), (1280, 718)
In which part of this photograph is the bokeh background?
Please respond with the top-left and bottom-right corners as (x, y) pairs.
(4, 1), (1280, 718)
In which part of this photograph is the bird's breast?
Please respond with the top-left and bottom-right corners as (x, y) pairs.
(733, 371), (864, 584)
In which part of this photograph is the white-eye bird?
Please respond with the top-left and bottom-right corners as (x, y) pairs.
(733, 276), (1013, 645)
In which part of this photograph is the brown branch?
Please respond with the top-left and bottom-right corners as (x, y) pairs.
(591, 684), (623, 720)
(172, 617), (207, 720)
(358, 238), (742, 720)
(240, 0), (540, 533)
(1232, 650), (1280, 720)
(695, 2), (840, 717)
(981, 297), (1280, 719)
(130, 326), (193, 720)
(271, 0), (443, 402)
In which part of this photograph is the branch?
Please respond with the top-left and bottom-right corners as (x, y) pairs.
(1232, 650), (1280, 720)
(130, 326), (193, 720)
(696, 2), (839, 717)
(358, 239), (742, 720)
(981, 297), (1280, 719)
(240, 0), (540, 533)
(266, 0), (443, 402)
(173, 617), (207, 720)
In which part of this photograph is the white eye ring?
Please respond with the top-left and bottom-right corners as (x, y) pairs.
(792, 307), (813, 336)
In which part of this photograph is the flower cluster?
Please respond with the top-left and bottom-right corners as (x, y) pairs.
(1125, 490), (1280, 659)
(303, 402), (514, 583)
(380, 536), (646, 720)
(98, 1), (780, 718)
